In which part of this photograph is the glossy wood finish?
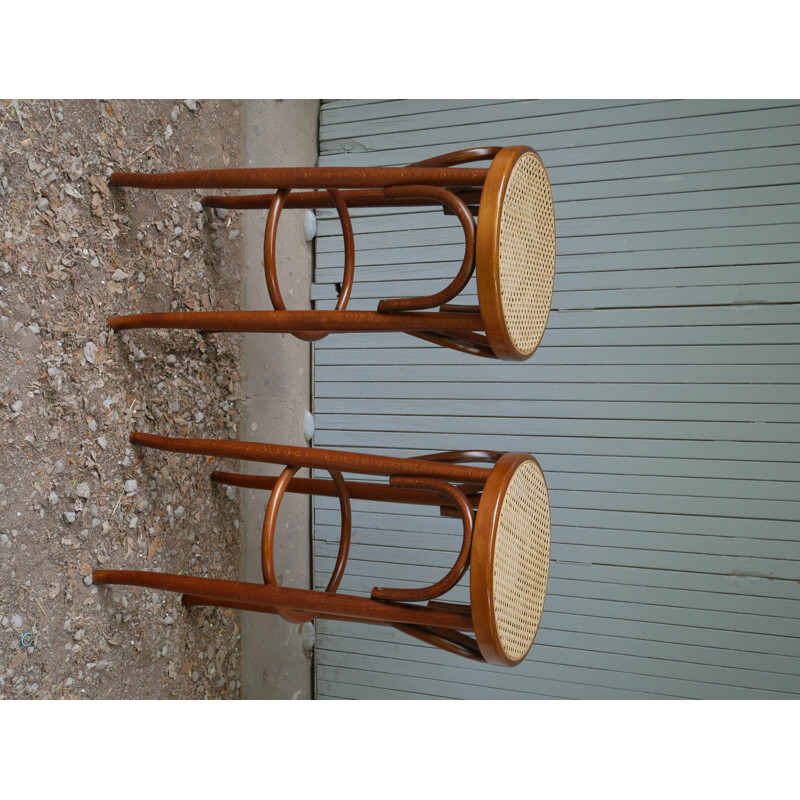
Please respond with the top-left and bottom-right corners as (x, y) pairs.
(93, 432), (547, 666)
(477, 146), (533, 361)
(210, 470), (483, 510)
(202, 188), (485, 211)
(263, 186), (355, 342)
(376, 185), (475, 313)
(109, 165), (489, 191)
(470, 452), (549, 667)
(370, 476), (474, 603)
(260, 465), (351, 624)
(108, 146), (554, 361)
(408, 146), (503, 168)
(107, 309), (485, 334)
(128, 431), (493, 483)
(93, 571), (475, 630)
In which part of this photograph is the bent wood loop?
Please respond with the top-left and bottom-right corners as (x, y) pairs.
(260, 465), (352, 624)
(95, 435), (551, 666)
(201, 188), (485, 211)
(107, 145), (556, 361)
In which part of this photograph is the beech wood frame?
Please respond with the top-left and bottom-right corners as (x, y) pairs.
(107, 145), (549, 361)
(93, 432), (541, 665)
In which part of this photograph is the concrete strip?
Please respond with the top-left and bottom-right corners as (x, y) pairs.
(239, 100), (319, 699)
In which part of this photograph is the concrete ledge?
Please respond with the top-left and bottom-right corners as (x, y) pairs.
(239, 100), (319, 699)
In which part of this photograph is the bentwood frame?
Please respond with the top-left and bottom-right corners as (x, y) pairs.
(107, 145), (556, 361)
(94, 431), (551, 667)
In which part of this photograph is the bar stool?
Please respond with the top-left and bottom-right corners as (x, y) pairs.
(94, 431), (551, 667)
(107, 145), (556, 361)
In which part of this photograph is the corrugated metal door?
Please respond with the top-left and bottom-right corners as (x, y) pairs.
(311, 100), (800, 699)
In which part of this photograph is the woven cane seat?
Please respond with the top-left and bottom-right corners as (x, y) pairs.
(471, 453), (551, 665)
(477, 146), (556, 361)
(498, 152), (556, 354)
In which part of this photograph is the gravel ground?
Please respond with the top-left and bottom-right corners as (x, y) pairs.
(0, 99), (245, 699)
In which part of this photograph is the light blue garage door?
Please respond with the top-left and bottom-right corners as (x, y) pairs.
(311, 100), (800, 699)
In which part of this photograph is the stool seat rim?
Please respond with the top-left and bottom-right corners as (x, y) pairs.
(471, 452), (551, 666)
(476, 146), (556, 361)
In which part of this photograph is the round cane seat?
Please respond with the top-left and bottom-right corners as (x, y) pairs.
(471, 453), (551, 666)
(476, 147), (556, 361)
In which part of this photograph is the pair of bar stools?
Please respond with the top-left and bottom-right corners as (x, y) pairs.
(94, 145), (556, 667)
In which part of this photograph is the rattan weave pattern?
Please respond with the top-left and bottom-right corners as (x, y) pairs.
(492, 458), (551, 662)
(498, 152), (556, 355)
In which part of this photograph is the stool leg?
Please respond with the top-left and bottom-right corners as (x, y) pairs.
(92, 571), (474, 630)
(391, 624), (484, 662)
(108, 309), (485, 334)
(108, 165), (489, 191)
(180, 594), (384, 627)
(129, 431), (492, 484)
(210, 470), (481, 510)
(198, 145), (499, 209)
(202, 188), (487, 211)
(108, 308), (493, 357)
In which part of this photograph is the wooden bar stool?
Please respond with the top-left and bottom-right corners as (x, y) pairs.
(94, 431), (551, 666)
(107, 145), (556, 361)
